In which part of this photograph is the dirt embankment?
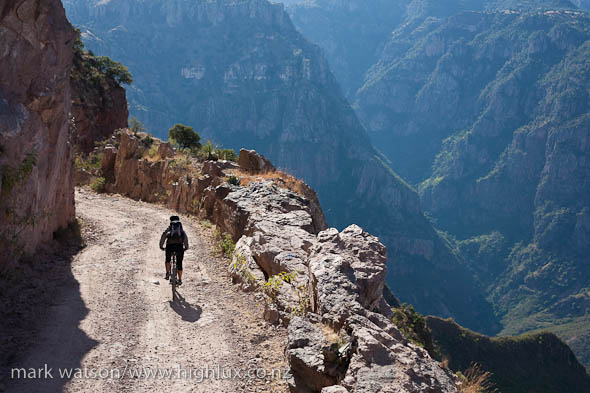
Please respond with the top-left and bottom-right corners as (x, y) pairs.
(3, 188), (289, 393)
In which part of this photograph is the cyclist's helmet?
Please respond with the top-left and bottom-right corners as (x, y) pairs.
(170, 215), (180, 223)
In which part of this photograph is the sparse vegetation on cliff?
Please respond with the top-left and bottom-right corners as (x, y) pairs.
(1, 152), (37, 197)
(392, 303), (435, 354)
(214, 229), (235, 259)
(73, 33), (132, 88)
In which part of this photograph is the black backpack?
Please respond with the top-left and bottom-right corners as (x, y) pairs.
(167, 221), (184, 244)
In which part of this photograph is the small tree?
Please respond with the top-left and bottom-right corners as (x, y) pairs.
(201, 140), (217, 160)
(169, 124), (201, 150)
(129, 117), (145, 134)
(94, 56), (133, 85)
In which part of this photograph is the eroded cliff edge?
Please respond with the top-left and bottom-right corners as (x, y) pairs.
(0, 0), (77, 260)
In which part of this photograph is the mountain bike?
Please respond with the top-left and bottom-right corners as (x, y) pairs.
(170, 251), (178, 300)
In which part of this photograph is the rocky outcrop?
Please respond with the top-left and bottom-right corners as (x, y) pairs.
(70, 47), (128, 154)
(238, 148), (275, 173)
(98, 130), (459, 392)
(0, 0), (76, 259)
(287, 226), (458, 393)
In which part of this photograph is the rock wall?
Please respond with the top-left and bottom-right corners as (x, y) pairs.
(99, 130), (459, 392)
(0, 0), (77, 259)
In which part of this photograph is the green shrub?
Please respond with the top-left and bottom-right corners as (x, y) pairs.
(129, 117), (146, 134)
(200, 140), (217, 161)
(169, 124), (201, 150)
(228, 175), (241, 186)
(94, 56), (133, 85)
(217, 148), (238, 161)
(90, 177), (106, 193)
(74, 152), (102, 172)
(214, 229), (235, 258)
(144, 135), (154, 146)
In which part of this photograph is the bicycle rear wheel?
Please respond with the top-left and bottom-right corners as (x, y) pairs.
(171, 253), (177, 300)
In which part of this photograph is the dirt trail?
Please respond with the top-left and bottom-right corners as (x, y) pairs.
(6, 189), (288, 393)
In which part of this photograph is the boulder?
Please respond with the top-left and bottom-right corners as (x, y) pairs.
(308, 225), (387, 328)
(238, 148), (275, 173)
(286, 317), (340, 392)
(294, 225), (459, 393)
(203, 159), (239, 177)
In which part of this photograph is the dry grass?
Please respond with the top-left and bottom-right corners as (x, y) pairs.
(320, 323), (340, 345)
(459, 364), (497, 393)
(227, 168), (313, 199)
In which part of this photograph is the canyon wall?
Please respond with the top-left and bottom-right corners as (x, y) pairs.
(0, 0), (77, 259)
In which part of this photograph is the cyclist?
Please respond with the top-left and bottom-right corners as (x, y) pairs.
(159, 215), (189, 285)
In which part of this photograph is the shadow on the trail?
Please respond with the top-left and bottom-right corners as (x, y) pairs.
(1, 221), (98, 393)
(169, 291), (202, 322)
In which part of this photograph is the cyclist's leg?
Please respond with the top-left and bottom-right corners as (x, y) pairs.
(165, 246), (172, 276)
(177, 247), (184, 281)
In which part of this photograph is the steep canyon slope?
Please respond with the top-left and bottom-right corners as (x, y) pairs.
(355, 7), (590, 366)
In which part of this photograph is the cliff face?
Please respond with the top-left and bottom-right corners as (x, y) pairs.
(70, 44), (128, 154)
(0, 0), (76, 259)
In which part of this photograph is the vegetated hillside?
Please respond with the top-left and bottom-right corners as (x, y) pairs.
(426, 316), (590, 393)
(63, 0), (497, 332)
(356, 7), (590, 367)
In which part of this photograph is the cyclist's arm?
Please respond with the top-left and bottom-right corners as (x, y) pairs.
(159, 231), (168, 249)
(183, 232), (189, 250)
